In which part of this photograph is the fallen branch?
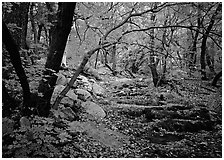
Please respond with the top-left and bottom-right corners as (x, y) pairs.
(115, 103), (185, 110)
(52, 42), (114, 109)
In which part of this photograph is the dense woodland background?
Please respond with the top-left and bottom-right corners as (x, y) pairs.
(2, 2), (222, 158)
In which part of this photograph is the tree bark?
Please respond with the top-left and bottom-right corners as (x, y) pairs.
(149, 4), (160, 87)
(30, 3), (38, 44)
(38, 2), (76, 117)
(20, 2), (30, 49)
(111, 44), (117, 75)
(212, 71), (221, 87)
(189, 3), (202, 70)
(2, 21), (31, 114)
(37, 23), (44, 43)
(200, 3), (221, 80)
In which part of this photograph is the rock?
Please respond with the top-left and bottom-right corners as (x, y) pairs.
(20, 117), (31, 128)
(61, 107), (78, 121)
(66, 90), (78, 101)
(75, 89), (92, 101)
(56, 74), (68, 85)
(92, 83), (105, 96)
(51, 84), (78, 105)
(61, 97), (74, 106)
(77, 75), (89, 83)
(77, 75), (92, 91)
(81, 101), (106, 120)
(51, 85), (66, 104)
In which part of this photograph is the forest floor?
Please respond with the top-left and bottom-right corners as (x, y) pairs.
(3, 60), (222, 158)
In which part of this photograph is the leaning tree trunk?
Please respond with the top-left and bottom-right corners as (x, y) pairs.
(2, 21), (31, 115)
(200, 3), (221, 80)
(38, 2), (76, 117)
(212, 71), (221, 87)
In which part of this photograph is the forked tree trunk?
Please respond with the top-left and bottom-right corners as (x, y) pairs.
(38, 3), (76, 117)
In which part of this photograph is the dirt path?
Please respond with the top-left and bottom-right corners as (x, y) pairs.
(96, 76), (222, 157)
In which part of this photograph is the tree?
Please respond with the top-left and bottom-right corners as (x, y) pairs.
(38, 2), (76, 117)
(3, 2), (30, 49)
(212, 71), (221, 87)
(200, 3), (221, 80)
(2, 21), (31, 115)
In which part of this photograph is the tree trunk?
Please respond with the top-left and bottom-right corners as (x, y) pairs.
(190, 4), (202, 70)
(212, 71), (221, 87)
(37, 23), (44, 43)
(111, 44), (117, 75)
(149, 4), (159, 87)
(46, 2), (57, 46)
(38, 2), (76, 117)
(2, 21), (31, 115)
(30, 3), (38, 44)
(20, 2), (30, 49)
(200, 3), (221, 80)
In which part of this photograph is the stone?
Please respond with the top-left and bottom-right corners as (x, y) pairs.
(66, 90), (78, 101)
(61, 107), (77, 121)
(77, 75), (92, 91)
(81, 101), (106, 120)
(51, 85), (66, 104)
(92, 83), (105, 96)
(75, 89), (92, 101)
(61, 97), (74, 106)
(20, 117), (31, 128)
(77, 75), (89, 83)
(56, 74), (68, 86)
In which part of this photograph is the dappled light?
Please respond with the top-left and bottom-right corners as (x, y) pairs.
(2, 2), (222, 158)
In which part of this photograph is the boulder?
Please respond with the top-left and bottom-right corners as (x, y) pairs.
(92, 83), (105, 96)
(61, 97), (74, 106)
(56, 74), (68, 86)
(66, 90), (78, 101)
(51, 85), (78, 105)
(61, 107), (78, 121)
(81, 101), (106, 120)
(51, 85), (66, 104)
(77, 75), (92, 91)
(75, 89), (92, 101)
